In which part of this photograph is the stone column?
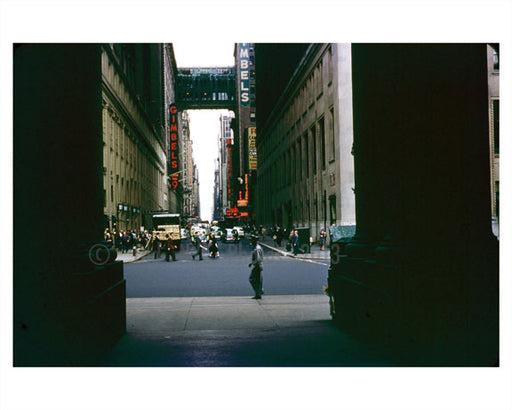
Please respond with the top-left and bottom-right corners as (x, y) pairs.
(330, 44), (498, 365)
(14, 44), (125, 365)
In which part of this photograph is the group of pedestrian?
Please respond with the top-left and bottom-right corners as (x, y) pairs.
(271, 225), (284, 247)
(107, 225), (266, 301)
(269, 225), (328, 252)
(106, 229), (152, 255)
(151, 234), (178, 262)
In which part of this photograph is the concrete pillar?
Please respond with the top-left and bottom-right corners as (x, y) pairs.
(14, 44), (125, 365)
(334, 43), (356, 228)
(330, 44), (499, 365)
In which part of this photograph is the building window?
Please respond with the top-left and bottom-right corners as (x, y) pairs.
(495, 181), (499, 219)
(322, 191), (327, 229)
(319, 117), (326, 170)
(493, 49), (499, 72)
(317, 62), (323, 97)
(315, 196), (318, 225)
(308, 75), (313, 107)
(327, 45), (333, 84)
(329, 194), (337, 226)
(304, 133), (309, 178)
(298, 139), (302, 181)
(493, 99), (499, 154)
(286, 149), (291, 184)
(329, 107), (335, 161)
(311, 125), (317, 174)
(292, 145), (296, 183)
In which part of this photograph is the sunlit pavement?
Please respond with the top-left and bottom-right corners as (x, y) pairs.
(98, 294), (397, 367)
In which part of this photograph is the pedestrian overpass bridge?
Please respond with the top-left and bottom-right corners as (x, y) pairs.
(176, 66), (236, 110)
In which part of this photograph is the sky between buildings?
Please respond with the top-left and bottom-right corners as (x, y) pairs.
(172, 42), (236, 221)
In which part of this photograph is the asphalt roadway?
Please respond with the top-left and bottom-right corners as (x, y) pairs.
(122, 240), (329, 298)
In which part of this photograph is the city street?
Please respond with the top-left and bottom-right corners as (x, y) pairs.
(102, 239), (401, 367)
(124, 238), (329, 298)
(101, 240), (399, 367)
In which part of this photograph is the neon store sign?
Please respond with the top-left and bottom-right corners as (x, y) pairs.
(169, 104), (179, 190)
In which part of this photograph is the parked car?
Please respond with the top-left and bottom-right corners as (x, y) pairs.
(191, 228), (208, 243)
(232, 226), (245, 237)
(211, 226), (223, 239)
(221, 228), (239, 243)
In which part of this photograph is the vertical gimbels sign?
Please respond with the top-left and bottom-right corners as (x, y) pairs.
(239, 43), (250, 106)
(169, 103), (179, 190)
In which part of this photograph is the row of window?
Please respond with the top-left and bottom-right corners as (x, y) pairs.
(257, 169), (336, 230)
(103, 110), (166, 214)
(261, 106), (336, 192)
(281, 45), (333, 129)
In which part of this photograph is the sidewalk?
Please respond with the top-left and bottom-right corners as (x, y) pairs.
(99, 294), (395, 366)
(258, 236), (330, 261)
(115, 248), (151, 263)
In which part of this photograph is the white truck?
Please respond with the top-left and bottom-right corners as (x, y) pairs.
(151, 213), (181, 250)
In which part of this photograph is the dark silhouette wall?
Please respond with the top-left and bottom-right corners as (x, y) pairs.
(330, 44), (499, 365)
(14, 44), (126, 366)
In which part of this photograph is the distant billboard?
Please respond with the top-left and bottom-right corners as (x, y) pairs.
(248, 127), (257, 170)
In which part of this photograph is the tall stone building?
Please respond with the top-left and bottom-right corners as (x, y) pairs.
(215, 112), (236, 218)
(180, 111), (200, 220)
(233, 43), (257, 222)
(164, 43), (182, 216)
(487, 44), (499, 233)
(255, 44), (356, 239)
(213, 157), (222, 221)
(101, 44), (179, 232)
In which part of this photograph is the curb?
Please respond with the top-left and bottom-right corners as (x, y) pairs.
(116, 250), (152, 264)
(259, 242), (330, 262)
(259, 242), (293, 257)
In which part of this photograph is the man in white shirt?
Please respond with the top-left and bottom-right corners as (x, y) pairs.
(248, 235), (264, 299)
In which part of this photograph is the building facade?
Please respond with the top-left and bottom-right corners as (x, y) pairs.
(101, 44), (177, 232)
(487, 44), (499, 231)
(180, 111), (200, 220)
(214, 113), (236, 220)
(233, 43), (257, 222)
(213, 157), (222, 221)
(255, 43), (356, 240)
(164, 43), (182, 215)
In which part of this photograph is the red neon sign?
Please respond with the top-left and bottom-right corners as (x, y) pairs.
(169, 104), (179, 190)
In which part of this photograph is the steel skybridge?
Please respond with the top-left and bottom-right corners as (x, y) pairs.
(176, 66), (236, 110)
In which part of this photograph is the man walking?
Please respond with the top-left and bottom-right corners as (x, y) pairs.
(165, 234), (177, 262)
(248, 234), (264, 299)
(319, 227), (327, 251)
(191, 232), (206, 260)
(292, 230), (303, 255)
(153, 235), (161, 259)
